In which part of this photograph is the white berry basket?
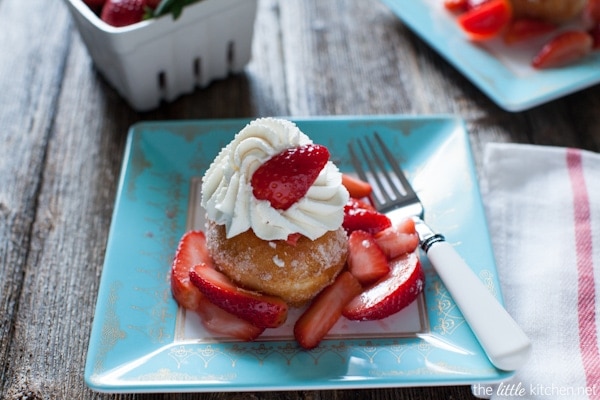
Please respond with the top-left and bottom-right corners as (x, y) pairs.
(64, 0), (258, 111)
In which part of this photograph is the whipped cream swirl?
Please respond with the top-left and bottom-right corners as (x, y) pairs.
(201, 118), (349, 241)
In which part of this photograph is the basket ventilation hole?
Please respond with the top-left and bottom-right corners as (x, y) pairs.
(193, 57), (202, 85)
(158, 71), (167, 99)
(227, 41), (235, 72)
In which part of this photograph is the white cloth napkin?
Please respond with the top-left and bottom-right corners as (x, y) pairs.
(472, 143), (600, 400)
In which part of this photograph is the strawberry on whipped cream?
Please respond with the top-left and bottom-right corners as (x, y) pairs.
(201, 117), (349, 241)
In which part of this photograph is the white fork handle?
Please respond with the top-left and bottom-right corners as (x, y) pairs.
(422, 235), (532, 371)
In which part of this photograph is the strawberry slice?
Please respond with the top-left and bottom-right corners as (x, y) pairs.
(170, 230), (213, 311)
(343, 198), (391, 235)
(503, 18), (557, 45)
(373, 219), (419, 260)
(341, 174), (372, 199)
(251, 144), (330, 210)
(343, 251), (424, 321)
(196, 298), (265, 341)
(590, 24), (600, 49)
(457, 0), (513, 41)
(532, 30), (593, 69)
(294, 271), (363, 350)
(170, 231), (265, 341)
(189, 263), (288, 329)
(344, 197), (377, 212)
(347, 230), (390, 286)
(444, 0), (470, 13)
(587, 0), (600, 24)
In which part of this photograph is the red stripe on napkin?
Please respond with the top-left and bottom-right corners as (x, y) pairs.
(567, 148), (600, 395)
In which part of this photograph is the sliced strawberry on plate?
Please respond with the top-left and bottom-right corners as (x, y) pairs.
(189, 263), (288, 329)
(373, 219), (419, 260)
(587, 0), (600, 24)
(532, 30), (593, 69)
(343, 251), (424, 321)
(251, 144), (330, 210)
(196, 298), (265, 341)
(294, 271), (363, 350)
(503, 18), (557, 45)
(170, 230), (213, 311)
(341, 173), (372, 199)
(590, 24), (600, 49)
(457, 0), (513, 41)
(347, 230), (390, 286)
(343, 198), (391, 235)
(344, 197), (377, 212)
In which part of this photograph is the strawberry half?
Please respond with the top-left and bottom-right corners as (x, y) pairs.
(170, 230), (213, 311)
(347, 230), (390, 286)
(343, 197), (391, 235)
(189, 263), (288, 329)
(343, 251), (424, 321)
(532, 30), (593, 69)
(196, 298), (265, 341)
(294, 271), (363, 350)
(373, 219), (419, 260)
(341, 174), (372, 199)
(251, 144), (330, 210)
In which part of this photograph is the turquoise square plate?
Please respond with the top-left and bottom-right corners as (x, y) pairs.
(84, 116), (513, 393)
(381, 0), (600, 111)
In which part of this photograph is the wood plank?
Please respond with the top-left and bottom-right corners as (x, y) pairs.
(0, 0), (73, 396)
(2, 0), (600, 398)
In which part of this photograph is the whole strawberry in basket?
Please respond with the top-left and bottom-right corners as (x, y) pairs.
(67, 0), (258, 110)
(82, 0), (106, 13)
(100, 0), (149, 27)
(82, 0), (201, 27)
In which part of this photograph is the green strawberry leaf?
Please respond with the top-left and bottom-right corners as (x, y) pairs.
(152, 0), (203, 20)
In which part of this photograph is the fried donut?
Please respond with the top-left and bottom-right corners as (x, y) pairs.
(510, 0), (586, 23)
(205, 221), (348, 307)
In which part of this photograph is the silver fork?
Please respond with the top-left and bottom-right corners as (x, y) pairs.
(348, 133), (531, 371)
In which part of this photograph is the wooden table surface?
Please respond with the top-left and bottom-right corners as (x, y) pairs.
(1, 0), (599, 399)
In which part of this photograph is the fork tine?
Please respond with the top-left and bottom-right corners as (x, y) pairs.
(349, 132), (421, 214)
(357, 137), (395, 207)
(348, 143), (368, 182)
(373, 133), (418, 199)
(348, 140), (379, 206)
(364, 135), (409, 203)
